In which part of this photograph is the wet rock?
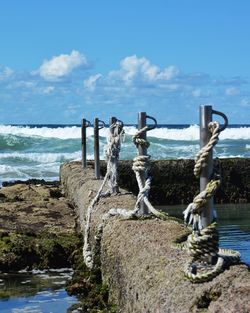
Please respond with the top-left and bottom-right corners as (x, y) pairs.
(0, 181), (81, 271)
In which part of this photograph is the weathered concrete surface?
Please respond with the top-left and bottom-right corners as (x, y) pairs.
(60, 161), (250, 313)
(112, 158), (250, 205)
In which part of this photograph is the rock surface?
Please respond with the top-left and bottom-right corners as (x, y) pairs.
(0, 181), (81, 271)
(0, 181), (75, 234)
(60, 161), (250, 313)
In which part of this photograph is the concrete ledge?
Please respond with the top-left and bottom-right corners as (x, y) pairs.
(60, 161), (250, 313)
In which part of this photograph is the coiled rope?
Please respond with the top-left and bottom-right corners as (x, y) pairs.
(193, 121), (220, 178)
(182, 121), (240, 283)
(132, 126), (167, 219)
(102, 125), (167, 221)
(83, 120), (124, 269)
(89, 125), (169, 268)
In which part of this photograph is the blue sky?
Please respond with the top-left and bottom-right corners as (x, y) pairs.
(0, 0), (250, 124)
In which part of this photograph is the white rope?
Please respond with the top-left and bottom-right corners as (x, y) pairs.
(83, 121), (124, 268)
(83, 121), (167, 269)
(182, 120), (240, 282)
(194, 122), (220, 178)
(103, 125), (167, 221)
(104, 121), (125, 194)
(183, 179), (220, 231)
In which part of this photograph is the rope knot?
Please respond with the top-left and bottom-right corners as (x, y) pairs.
(194, 121), (220, 178)
(182, 117), (240, 282)
(132, 125), (150, 149)
(132, 155), (151, 173)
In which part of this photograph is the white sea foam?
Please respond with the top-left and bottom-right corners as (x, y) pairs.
(124, 125), (200, 140)
(0, 125), (82, 139)
(49, 268), (73, 273)
(0, 164), (28, 177)
(0, 151), (81, 163)
(1, 124), (250, 140)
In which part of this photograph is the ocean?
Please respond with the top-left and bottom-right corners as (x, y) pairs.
(0, 124), (250, 311)
(0, 124), (250, 183)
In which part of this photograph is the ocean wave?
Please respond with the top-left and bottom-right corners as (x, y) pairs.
(0, 125), (82, 139)
(0, 151), (81, 163)
(1, 124), (250, 140)
(0, 164), (27, 176)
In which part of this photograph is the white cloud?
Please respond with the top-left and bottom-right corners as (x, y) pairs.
(157, 65), (179, 80)
(0, 66), (14, 81)
(225, 87), (238, 96)
(42, 86), (55, 94)
(109, 55), (179, 85)
(64, 103), (81, 117)
(191, 88), (212, 98)
(192, 88), (202, 97)
(83, 74), (102, 91)
(10, 81), (36, 89)
(240, 98), (250, 107)
(37, 50), (88, 81)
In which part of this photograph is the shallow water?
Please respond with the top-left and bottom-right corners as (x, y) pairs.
(161, 203), (250, 265)
(0, 268), (79, 313)
(0, 205), (249, 312)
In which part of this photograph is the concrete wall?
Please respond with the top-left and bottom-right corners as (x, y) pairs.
(60, 161), (250, 313)
(99, 158), (250, 204)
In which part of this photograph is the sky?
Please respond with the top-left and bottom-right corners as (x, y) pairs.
(0, 0), (250, 125)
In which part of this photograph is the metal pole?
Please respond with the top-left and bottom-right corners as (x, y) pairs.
(109, 116), (119, 193)
(199, 105), (213, 228)
(94, 117), (100, 179)
(109, 116), (117, 133)
(81, 118), (88, 168)
(138, 112), (149, 215)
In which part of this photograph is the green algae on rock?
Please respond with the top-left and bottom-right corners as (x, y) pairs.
(0, 231), (82, 271)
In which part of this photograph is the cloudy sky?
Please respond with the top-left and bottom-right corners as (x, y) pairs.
(0, 0), (250, 124)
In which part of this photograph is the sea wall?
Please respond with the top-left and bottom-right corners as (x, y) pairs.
(60, 160), (250, 313)
(98, 158), (250, 204)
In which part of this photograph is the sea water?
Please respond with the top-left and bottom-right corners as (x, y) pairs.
(0, 268), (79, 312)
(0, 124), (250, 182)
(0, 124), (249, 311)
(161, 203), (250, 266)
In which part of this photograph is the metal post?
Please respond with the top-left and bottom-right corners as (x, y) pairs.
(94, 117), (100, 179)
(138, 112), (149, 215)
(109, 116), (119, 193)
(109, 116), (117, 132)
(199, 105), (213, 228)
(81, 118), (88, 168)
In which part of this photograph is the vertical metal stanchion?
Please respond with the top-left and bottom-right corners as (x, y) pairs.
(199, 105), (213, 228)
(81, 118), (90, 168)
(109, 116), (119, 193)
(109, 116), (117, 132)
(138, 112), (149, 215)
(94, 117), (101, 179)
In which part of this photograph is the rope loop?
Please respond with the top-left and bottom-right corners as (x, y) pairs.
(83, 119), (125, 269)
(130, 120), (167, 219)
(132, 125), (151, 149)
(194, 121), (220, 178)
(182, 114), (240, 282)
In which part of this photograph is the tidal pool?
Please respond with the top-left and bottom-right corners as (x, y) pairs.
(0, 268), (79, 313)
(161, 203), (250, 265)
